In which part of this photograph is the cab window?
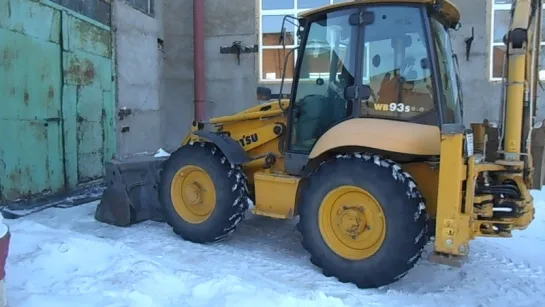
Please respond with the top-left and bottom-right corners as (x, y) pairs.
(359, 5), (438, 126)
(430, 17), (463, 124)
(289, 9), (357, 153)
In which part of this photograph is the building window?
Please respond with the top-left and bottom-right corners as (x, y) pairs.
(259, 0), (349, 82)
(490, 0), (544, 81)
(125, 0), (155, 17)
(50, 0), (112, 25)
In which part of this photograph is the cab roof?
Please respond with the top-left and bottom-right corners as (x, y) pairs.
(298, 0), (460, 28)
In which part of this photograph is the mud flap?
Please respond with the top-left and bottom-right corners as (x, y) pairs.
(531, 120), (545, 190)
(94, 155), (168, 227)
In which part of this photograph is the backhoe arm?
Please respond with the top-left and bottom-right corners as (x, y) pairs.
(503, 0), (542, 167)
(432, 0), (542, 262)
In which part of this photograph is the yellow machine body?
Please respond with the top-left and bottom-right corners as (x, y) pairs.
(157, 0), (545, 288)
(183, 0), (543, 259)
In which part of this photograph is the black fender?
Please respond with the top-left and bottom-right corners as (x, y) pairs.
(193, 131), (251, 165)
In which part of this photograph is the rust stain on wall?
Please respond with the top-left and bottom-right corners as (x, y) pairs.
(75, 20), (111, 56)
(48, 86), (55, 99)
(84, 64), (95, 80)
(24, 90), (29, 105)
(29, 122), (46, 141)
(6, 168), (24, 198)
(8, 171), (18, 184)
(2, 49), (15, 69)
(65, 57), (96, 85)
(2, 50), (9, 62)
(7, 166), (35, 200)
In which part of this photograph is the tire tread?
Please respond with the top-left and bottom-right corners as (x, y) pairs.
(158, 141), (249, 243)
(297, 152), (430, 288)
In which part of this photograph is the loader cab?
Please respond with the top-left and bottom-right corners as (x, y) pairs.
(278, 1), (463, 173)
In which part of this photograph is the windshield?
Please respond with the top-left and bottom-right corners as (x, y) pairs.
(429, 17), (463, 124)
(358, 5), (439, 126)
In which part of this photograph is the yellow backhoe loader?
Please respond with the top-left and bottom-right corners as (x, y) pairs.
(95, 0), (545, 288)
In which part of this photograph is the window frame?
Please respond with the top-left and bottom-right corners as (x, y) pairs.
(489, 1), (544, 81)
(259, 0), (356, 82)
(353, 4), (446, 126)
(286, 5), (360, 154)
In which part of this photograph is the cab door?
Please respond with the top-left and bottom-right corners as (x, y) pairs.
(284, 7), (362, 174)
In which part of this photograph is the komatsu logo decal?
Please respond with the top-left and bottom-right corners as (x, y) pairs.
(238, 133), (259, 147)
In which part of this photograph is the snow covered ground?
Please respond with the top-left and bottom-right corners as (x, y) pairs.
(5, 189), (545, 307)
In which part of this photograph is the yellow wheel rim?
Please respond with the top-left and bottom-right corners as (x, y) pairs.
(319, 185), (386, 260)
(170, 165), (216, 224)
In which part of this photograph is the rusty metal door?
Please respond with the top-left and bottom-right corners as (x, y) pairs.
(61, 11), (115, 188)
(0, 1), (65, 200)
(0, 0), (115, 202)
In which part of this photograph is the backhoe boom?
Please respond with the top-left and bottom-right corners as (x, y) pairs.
(503, 0), (542, 164)
(432, 0), (543, 262)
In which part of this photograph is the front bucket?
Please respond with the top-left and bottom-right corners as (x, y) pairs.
(531, 120), (545, 190)
(94, 155), (168, 227)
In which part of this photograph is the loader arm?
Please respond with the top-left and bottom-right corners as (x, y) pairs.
(432, 0), (543, 262)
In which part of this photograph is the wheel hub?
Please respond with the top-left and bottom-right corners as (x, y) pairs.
(170, 165), (216, 224)
(338, 207), (367, 238)
(184, 182), (204, 205)
(319, 186), (386, 260)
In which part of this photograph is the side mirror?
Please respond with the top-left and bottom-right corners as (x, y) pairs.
(257, 86), (272, 101)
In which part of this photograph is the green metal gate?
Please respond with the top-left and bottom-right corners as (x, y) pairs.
(61, 12), (115, 188)
(0, 0), (115, 202)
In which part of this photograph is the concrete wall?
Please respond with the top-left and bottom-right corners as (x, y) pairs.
(113, 0), (162, 157)
(112, 0), (259, 154)
(448, 0), (545, 126)
(452, 0), (544, 125)
(204, 0), (258, 119)
(161, 0), (259, 151)
(161, 0), (194, 152)
(449, 0), (495, 125)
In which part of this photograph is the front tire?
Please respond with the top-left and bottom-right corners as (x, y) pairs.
(158, 141), (249, 243)
(297, 153), (429, 288)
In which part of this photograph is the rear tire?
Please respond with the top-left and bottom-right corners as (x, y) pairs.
(158, 141), (249, 243)
(297, 153), (429, 288)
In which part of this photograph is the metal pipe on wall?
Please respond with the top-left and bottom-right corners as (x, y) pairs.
(194, 0), (206, 121)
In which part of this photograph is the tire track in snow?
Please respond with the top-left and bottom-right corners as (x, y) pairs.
(8, 203), (545, 307)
